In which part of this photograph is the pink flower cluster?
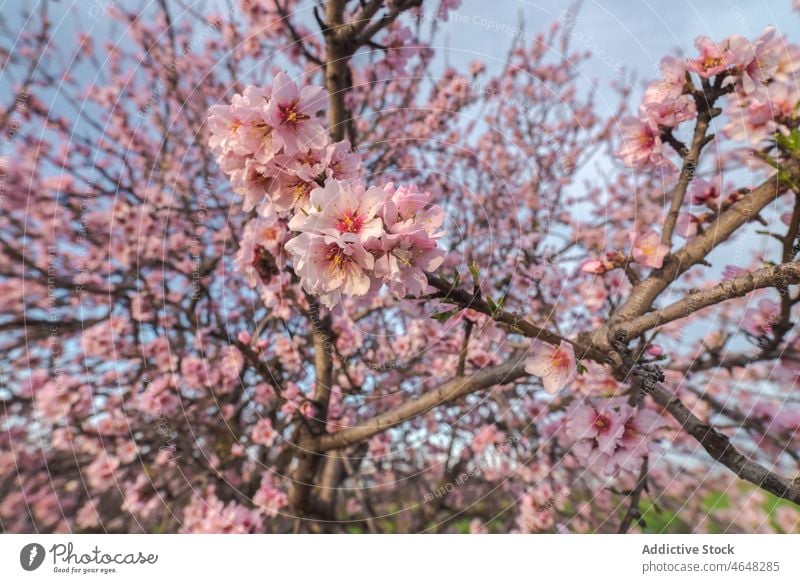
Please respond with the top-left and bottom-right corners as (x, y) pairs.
(565, 398), (666, 476)
(181, 486), (266, 533)
(208, 72), (359, 213)
(209, 73), (446, 307)
(617, 56), (690, 169)
(617, 27), (796, 170)
(285, 181), (445, 307)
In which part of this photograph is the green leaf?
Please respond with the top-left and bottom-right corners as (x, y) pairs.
(468, 261), (480, 283)
(486, 296), (497, 316)
(776, 129), (800, 153)
(432, 308), (459, 322)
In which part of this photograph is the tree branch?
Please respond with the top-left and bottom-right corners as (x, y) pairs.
(620, 262), (800, 339)
(648, 383), (800, 505)
(660, 84), (724, 246)
(315, 357), (529, 451)
(604, 166), (797, 331)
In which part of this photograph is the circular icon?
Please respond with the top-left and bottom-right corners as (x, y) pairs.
(20, 543), (46, 571)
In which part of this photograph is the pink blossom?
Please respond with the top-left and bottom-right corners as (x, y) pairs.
(651, 56), (687, 101)
(253, 475), (288, 518)
(289, 179), (385, 242)
(216, 344), (240, 374)
(742, 297), (779, 337)
(268, 166), (317, 212)
(75, 501), (101, 529)
(616, 116), (665, 168)
(471, 424), (507, 454)
(251, 418), (276, 446)
(36, 381), (88, 422)
(375, 25), (416, 79)
(579, 252), (623, 274)
(117, 441), (139, 464)
(646, 344), (664, 357)
(582, 281), (608, 311)
(325, 140), (362, 182)
(675, 214), (700, 239)
(739, 27), (782, 96)
(181, 356), (217, 389)
(642, 93), (696, 128)
(229, 159), (273, 212)
(566, 401), (666, 476)
(207, 85), (274, 164)
(181, 488), (264, 533)
(566, 401), (626, 453)
(265, 72), (328, 154)
(774, 41), (800, 82)
(687, 36), (733, 78)
(85, 455), (120, 491)
(229, 85), (275, 163)
(579, 258), (610, 274)
(137, 377), (180, 416)
(630, 230), (669, 269)
(524, 340), (577, 394)
(207, 86), (262, 156)
(722, 265), (747, 280)
(374, 184), (445, 297)
(687, 176), (721, 206)
(607, 408), (666, 473)
(641, 57), (694, 127)
(373, 229), (444, 298)
(285, 232), (375, 308)
(723, 95), (777, 144)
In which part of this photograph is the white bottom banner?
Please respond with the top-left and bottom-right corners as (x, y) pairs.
(1, 535), (798, 582)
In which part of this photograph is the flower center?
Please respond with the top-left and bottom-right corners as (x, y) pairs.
(641, 242), (657, 256)
(549, 348), (569, 370)
(703, 55), (723, 70)
(324, 245), (347, 273)
(637, 129), (654, 148)
(593, 415), (610, 432)
(337, 210), (364, 234)
(291, 180), (311, 202)
(281, 100), (309, 125)
(393, 247), (413, 267)
(622, 423), (637, 440)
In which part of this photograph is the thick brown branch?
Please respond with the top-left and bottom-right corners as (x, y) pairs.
(426, 273), (605, 361)
(324, 0), (352, 143)
(315, 358), (529, 451)
(605, 168), (796, 330)
(621, 262), (800, 339)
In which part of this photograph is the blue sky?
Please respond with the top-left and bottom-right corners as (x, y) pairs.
(427, 0), (797, 112)
(5, 0), (796, 105)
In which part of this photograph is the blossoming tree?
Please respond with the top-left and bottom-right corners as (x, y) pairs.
(2, 0), (800, 533)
